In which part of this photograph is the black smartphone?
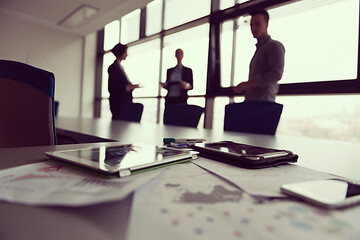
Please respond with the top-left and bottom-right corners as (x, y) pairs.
(190, 141), (298, 169)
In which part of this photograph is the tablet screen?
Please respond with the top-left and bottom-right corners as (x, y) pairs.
(49, 144), (191, 173)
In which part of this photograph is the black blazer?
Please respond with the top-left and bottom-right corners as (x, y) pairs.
(108, 61), (133, 111)
(165, 66), (193, 101)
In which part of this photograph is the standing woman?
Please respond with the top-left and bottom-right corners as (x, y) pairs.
(108, 43), (140, 119)
(161, 48), (193, 106)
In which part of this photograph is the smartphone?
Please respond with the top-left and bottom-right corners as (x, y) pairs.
(281, 179), (360, 209)
(190, 141), (298, 169)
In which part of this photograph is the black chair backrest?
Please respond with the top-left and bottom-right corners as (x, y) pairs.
(112, 103), (144, 122)
(164, 104), (204, 128)
(224, 101), (283, 135)
(0, 59), (57, 147)
(54, 101), (59, 117)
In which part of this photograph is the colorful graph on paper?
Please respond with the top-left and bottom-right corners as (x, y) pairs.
(127, 162), (360, 240)
(0, 162), (160, 206)
(194, 158), (336, 197)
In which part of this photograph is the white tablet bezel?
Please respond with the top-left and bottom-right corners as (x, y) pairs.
(45, 144), (197, 175)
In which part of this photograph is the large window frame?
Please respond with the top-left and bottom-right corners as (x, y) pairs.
(95, 0), (360, 127)
(208, 0), (360, 97)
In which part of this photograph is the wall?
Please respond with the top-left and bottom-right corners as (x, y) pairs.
(0, 11), (96, 118)
(81, 33), (97, 118)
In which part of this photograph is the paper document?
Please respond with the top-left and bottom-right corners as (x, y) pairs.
(0, 161), (162, 206)
(127, 162), (360, 240)
(194, 158), (335, 197)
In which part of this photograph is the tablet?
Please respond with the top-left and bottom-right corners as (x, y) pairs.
(189, 141), (298, 169)
(45, 144), (198, 177)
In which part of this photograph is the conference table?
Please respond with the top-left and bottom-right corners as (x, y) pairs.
(1, 117), (360, 239)
(54, 117), (360, 181)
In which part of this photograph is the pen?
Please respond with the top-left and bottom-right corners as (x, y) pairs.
(168, 142), (191, 148)
(163, 138), (205, 144)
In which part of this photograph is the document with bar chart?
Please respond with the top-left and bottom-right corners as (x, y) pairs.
(127, 162), (360, 240)
(0, 161), (161, 206)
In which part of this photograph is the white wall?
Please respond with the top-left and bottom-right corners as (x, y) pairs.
(0, 11), (96, 118)
(81, 33), (97, 118)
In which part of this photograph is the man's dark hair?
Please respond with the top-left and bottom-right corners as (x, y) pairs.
(250, 9), (269, 23)
(111, 43), (127, 58)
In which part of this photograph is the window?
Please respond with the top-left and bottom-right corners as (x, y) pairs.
(188, 97), (206, 127)
(121, 9), (141, 44)
(146, 0), (163, 36)
(232, 15), (255, 86)
(98, 0), (360, 141)
(216, 94), (360, 142)
(134, 98), (159, 123)
(220, 0), (249, 10)
(123, 39), (161, 97)
(212, 97), (232, 130)
(220, 20), (235, 87)
(164, 0), (211, 29)
(162, 24), (210, 96)
(100, 99), (112, 118)
(220, 15), (255, 87)
(227, 0), (359, 87)
(103, 20), (120, 51)
(220, 0), (235, 10)
(101, 52), (116, 99)
(276, 95), (360, 142)
(268, 0), (359, 83)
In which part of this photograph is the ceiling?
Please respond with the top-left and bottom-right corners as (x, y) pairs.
(0, 0), (152, 36)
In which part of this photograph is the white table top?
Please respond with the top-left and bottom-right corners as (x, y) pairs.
(55, 117), (360, 181)
(1, 117), (359, 240)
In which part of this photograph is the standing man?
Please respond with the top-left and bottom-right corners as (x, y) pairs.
(233, 9), (285, 102)
(161, 48), (193, 106)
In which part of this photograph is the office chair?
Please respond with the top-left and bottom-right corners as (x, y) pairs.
(0, 59), (57, 148)
(54, 101), (59, 117)
(224, 101), (283, 135)
(163, 104), (204, 128)
(112, 103), (144, 122)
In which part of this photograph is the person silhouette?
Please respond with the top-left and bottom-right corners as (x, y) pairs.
(108, 43), (141, 119)
(233, 9), (285, 102)
(161, 48), (193, 106)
